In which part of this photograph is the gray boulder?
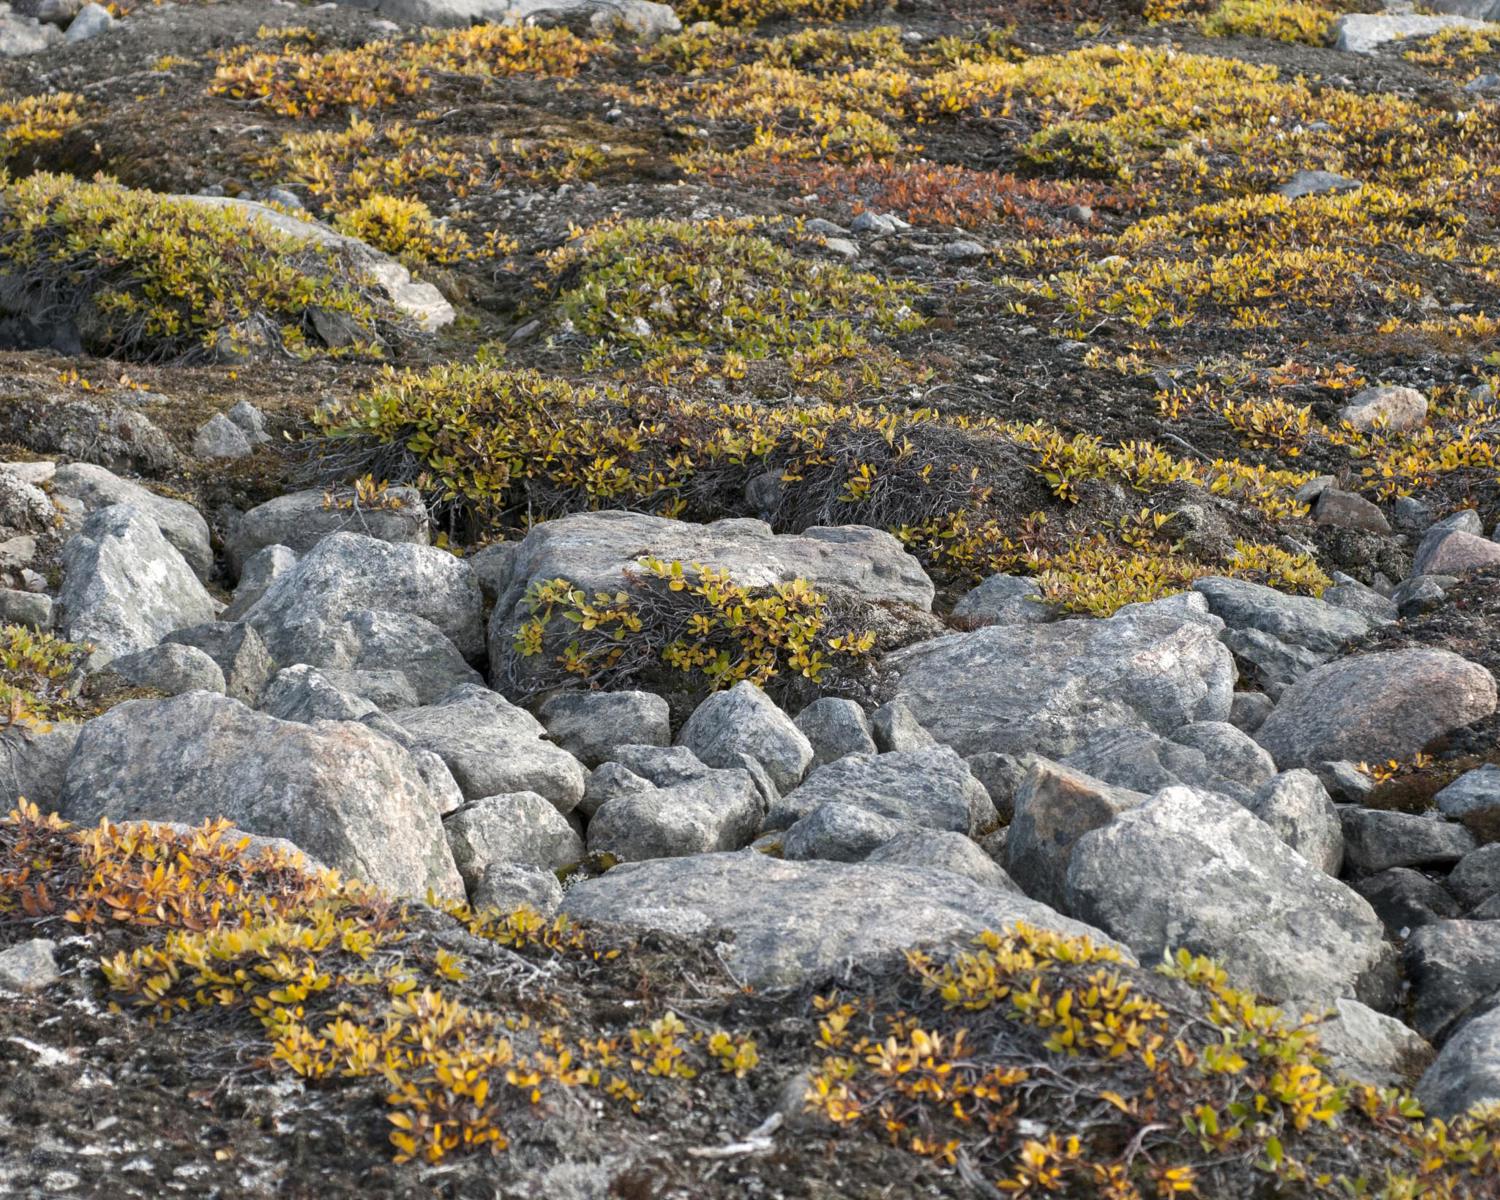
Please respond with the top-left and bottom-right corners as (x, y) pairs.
(1340, 809), (1475, 875)
(56, 506), (217, 661)
(1246, 770), (1343, 875)
(0, 938), (60, 992)
(793, 697), (876, 768)
(1414, 522), (1500, 578)
(1065, 787), (1397, 1009)
(1255, 650), (1497, 769)
(1228, 691), (1274, 733)
(444, 791), (584, 889)
(561, 850), (1128, 988)
(471, 862), (563, 914)
(538, 690), (670, 768)
(260, 665), (378, 724)
(227, 487), (429, 579)
(1193, 576), (1372, 657)
(62, 1), (111, 40)
(1278, 170), (1360, 200)
(951, 573), (1051, 627)
(1007, 759), (1145, 911)
(192, 413), (251, 461)
(1418, 1005), (1500, 1119)
(105, 643), (226, 696)
(1222, 627), (1327, 699)
(1405, 921), (1500, 1041)
(162, 622), (275, 707)
(782, 802), (911, 863)
(677, 682), (812, 795)
(0, 588), (50, 630)
(870, 696), (936, 753)
(1436, 765), (1500, 828)
(1319, 998), (1433, 1089)
(1169, 721), (1276, 788)
(1335, 12), (1495, 54)
(0, 11), (61, 55)
(58, 692), (462, 898)
(585, 768), (763, 863)
(1449, 844), (1500, 910)
(0, 723), (81, 811)
(317, 668), (419, 711)
(1336, 383), (1429, 428)
(241, 532), (483, 664)
(50, 463), (212, 580)
(1354, 868), (1462, 935)
(865, 829), (1019, 891)
(390, 685), (586, 813)
(766, 746), (985, 835)
(222, 545), (298, 622)
(888, 606), (1235, 757)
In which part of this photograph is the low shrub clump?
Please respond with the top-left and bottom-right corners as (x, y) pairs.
(210, 24), (597, 118)
(5, 803), (1498, 1192)
(310, 363), (1326, 614)
(0, 94), (84, 162)
(0, 173), (403, 360)
(0, 625), (91, 731)
(510, 558), (878, 695)
(542, 216), (925, 377)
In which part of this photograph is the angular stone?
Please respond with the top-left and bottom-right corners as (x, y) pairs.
(58, 692), (462, 898)
(1414, 530), (1500, 577)
(1341, 809), (1475, 875)
(1319, 998), (1433, 1089)
(444, 792), (584, 889)
(951, 573), (1051, 627)
(538, 691), (670, 769)
(783, 803), (910, 863)
(870, 696), (936, 753)
(105, 643), (225, 696)
(677, 682), (812, 795)
(1229, 691), (1274, 734)
(793, 697), (876, 768)
(471, 862), (563, 914)
(1335, 12), (1494, 54)
(1353, 868), (1462, 936)
(260, 665), (378, 724)
(0, 723), (81, 811)
(1278, 170), (1360, 200)
(1062, 726), (1245, 800)
(1246, 770), (1343, 875)
(865, 829), (1019, 891)
(585, 769), (762, 863)
(562, 850), (1129, 988)
(192, 412), (252, 460)
(1418, 1005), (1500, 1119)
(487, 511), (934, 679)
(1448, 844), (1500, 910)
(0, 587), (51, 629)
(56, 506), (217, 661)
(51, 462), (212, 581)
(1169, 721), (1277, 789)
(1255, 650), (1497, 769)
(1314, 489), (1390, 535)
(391, 685), (586, 813)
(1405, 920), (1500, 1041)
(242, 532), (483, 664)
(223, 545), (298, 623)
(1193, 576), (1372, 656)
(1066, 787), (1397, 1009)
(1223, 627), (1327, 699)
(888, 607), (1235, 758)
(227, 487), (430, 579)
(766, 746), (984, 836)
(318, 668), (419, 711)
(162, 621), (275, 708)
(1007, 760), (1145, 911)
(0, 938), (59, 992)
(964, 752), (1032, 826)
(1436, 765), (1500, 827)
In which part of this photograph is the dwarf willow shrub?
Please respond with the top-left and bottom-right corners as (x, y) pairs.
(512, 558), (878, 693)
(0, 174), (398, 360)
(545, 216), (925, 372)
(0, 625), (91, 731)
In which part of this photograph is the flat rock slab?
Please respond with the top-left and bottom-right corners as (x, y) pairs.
(887, 607), (1234, 757)
(1334, 12), (1497, 53)
(562, 849), (1128, 988)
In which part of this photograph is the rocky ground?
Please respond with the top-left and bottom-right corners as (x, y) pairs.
(3, 0), (1500, 1194)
